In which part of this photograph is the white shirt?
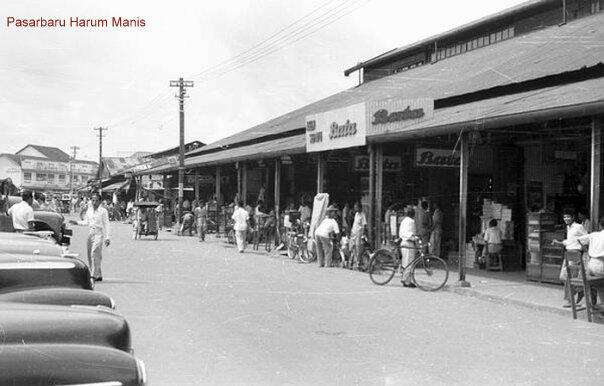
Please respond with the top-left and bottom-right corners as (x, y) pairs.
(562, 222), (587, 251)
(578, 231), (604, 258)
(483, 227), (502, 245)
(350, 212), (367, 238)
(315, 218), (340, 238)
(398, 216), (416, 241)
(78, 205), (110, 239)
(232, 207), (249, 231)
(7, 201), (34, 230)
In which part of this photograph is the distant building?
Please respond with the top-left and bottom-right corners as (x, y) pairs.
(0, 145), (98, 193)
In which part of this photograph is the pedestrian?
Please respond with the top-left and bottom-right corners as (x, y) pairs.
(155, 201), (164, 230)
(232, 200), (249, 253)
(429, 202), (443, 256)
(577, 218), (604, 310)
(195, 201), (208, 242)
(342, 202), (351, 233)
(577, 210), (592, 233)
(298, 200), (311, 224)
(482, 219), (503, 266)
(399, 207), (418, 287)
(7, 190), (35, 232)
(349, 202), (367, 269)
(414, 198), (431, 253)
(179, 210), (195, 236)
(553, 210), (588, 308)
(70, 192), (110, 282)
(314, 205), (340, 267)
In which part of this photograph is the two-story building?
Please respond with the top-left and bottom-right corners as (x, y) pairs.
(0, 145), (98, 193)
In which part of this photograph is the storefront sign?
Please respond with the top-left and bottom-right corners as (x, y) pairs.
(305, 103), (366, 152)
(367, 97), (434, 136)
(21, 159), (69, 173)
(352, 156), (402, 172)
(415, 147), (460, 168)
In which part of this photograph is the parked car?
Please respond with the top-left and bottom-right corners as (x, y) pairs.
(0, 302), (132, 352)
(0, 231), (65, 255)
(1, 196), (72, 245)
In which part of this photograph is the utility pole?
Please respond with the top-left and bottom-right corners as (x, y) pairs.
(93, 127), (107, 190)
(69, 145), (80, 196)
(169, 77), (194, 230)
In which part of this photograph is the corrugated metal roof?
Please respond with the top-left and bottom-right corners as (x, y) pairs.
(16, 145), (71, 162)
(189, 12), (604, 156)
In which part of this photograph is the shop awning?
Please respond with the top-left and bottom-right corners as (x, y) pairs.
(101, 179), (130, 192)
(187, 12), (604, 157)
(368, 76), (604, 141)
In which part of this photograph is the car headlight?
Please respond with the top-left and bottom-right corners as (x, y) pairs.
(136, 358), (147, 385)
(109, 296), (117, 310)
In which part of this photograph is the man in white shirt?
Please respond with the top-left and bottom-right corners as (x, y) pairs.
(577, 218), (604, 310)
(553, 211), (588, 307)
(7, 190), (35, 232)
(70, 192), (110, 281)
(314, 205), (340, 267)
(399, 207), (418, 287)
(232, 200), (249, 253)
(349, 202), (367, 268)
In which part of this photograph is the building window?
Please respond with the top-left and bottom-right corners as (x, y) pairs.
(73, 175), (78, 182)
(48, 174), (55, 181)
(23, 172), (31, 181)
(36, 173), (46, 182)
(58, 174), (65, 181)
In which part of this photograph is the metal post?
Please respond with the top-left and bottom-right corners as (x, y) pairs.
(457, 131), (471, 287)
(274, 159), (281, 245)
(215, 166), (221, 205)
(375, 144), (384, 247)
(591, 116), (602, 229)
(317, 153), (325, 193)
(368, 145), (375, 245)
(194, 169), (199, 203)
(242, 163), (248, 205)
(237, 163), (242, 202)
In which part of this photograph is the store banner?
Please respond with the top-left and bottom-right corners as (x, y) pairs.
(367, 97), (434, 136)
(352, 155), (402, 172)
(415, 147), (460, 168)
(305, 102), (366, 152)
(21, 159), (69, 173)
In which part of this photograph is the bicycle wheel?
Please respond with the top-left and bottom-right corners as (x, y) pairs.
(301, 238), (316, 263)
(359, 249), (372, 271)
(368, 250), (397, 286)
(411, 255), (449, 291)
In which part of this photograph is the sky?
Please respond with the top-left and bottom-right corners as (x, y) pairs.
(0, 0), (527, 161)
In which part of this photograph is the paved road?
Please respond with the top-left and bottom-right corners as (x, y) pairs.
(68, 220), (604, 385)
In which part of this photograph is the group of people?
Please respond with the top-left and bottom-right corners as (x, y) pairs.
(552, 210), (604, 311)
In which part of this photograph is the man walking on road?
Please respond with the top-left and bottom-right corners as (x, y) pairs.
(8, 190), (35, 232)
(70, 192), (110, 282)
(315, 205), (340, 267)
(232, 200), (249, 253)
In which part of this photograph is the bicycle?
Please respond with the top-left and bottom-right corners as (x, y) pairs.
(368, 237), (449, 291)
(350, 234), (373, 271)
(287, 220), (315, 262)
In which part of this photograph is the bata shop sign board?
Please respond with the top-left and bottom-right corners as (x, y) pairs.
(416, 148), (460, 168)
(367, 97), (434, 136)
(305, 103), (367, 152)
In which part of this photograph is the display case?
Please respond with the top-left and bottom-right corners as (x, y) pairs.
(525, 212), (561, 283)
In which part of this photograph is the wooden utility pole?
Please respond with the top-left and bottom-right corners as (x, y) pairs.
(93, 128), (107, 187)
(169, 77), (194, 228)
(69, 145), (80, 195)
(457, 131), (471, 287)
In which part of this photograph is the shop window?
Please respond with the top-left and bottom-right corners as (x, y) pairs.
(36, 173), (46, 181)
(455, 44), (462, 55)
(502, 28), (509, 40)
(48, 174), (54, 180)
(58, 174), (65, 181)
(460, 42), (467, 53)
(495, 31), (503, 42)
(508, 26), (515, 38)
(23, 172), (31, 181)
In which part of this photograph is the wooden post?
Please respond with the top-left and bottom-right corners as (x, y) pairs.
(194, 169), (200, 203)
(458, 131), (471, 287)
(242, 163), (248, 205)
(215, 166), (221, 205)
(236, 163), (241, 203)
(375, 144), (384, 247)
(317, 153), (325, 193)
(591, 116), (602, 229)
(368, 145), (375, 246)
(274, 159), (281, 246)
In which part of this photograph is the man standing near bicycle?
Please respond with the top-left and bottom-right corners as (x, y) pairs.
(399, 207), (418, 287)
(315, 205), (340, 267)
(349, 202), (367, 269)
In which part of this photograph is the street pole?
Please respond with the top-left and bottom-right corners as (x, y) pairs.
(169, 77), (194, 230)
(93, 127), (107, 191)
(69, 145), (80, 197)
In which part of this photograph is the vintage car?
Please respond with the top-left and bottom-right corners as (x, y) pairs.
(0, 344), (146, 386)
(0, 252), (120, 308)
(0, 302), (132, 352)
(0, 231), (65, 255)
(0, 195), (72, 245)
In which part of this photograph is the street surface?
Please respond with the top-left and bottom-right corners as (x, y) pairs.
(68, 219), (604, 385)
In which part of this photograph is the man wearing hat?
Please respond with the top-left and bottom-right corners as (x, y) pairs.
(314, 205), (340, 267)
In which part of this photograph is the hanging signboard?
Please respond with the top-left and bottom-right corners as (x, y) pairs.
(305, 102), (366, 152)
(352, 155), (402, 172)
(367, 97), (434, 136)
(415, 147), (460, 168)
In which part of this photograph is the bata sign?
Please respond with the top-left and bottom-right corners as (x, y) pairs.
(305, 102), (366, 152)
(367, 97), (434, 136)
(416, 148), (460, 168)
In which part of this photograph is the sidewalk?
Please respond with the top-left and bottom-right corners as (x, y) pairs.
(445, 268), (603, 322)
